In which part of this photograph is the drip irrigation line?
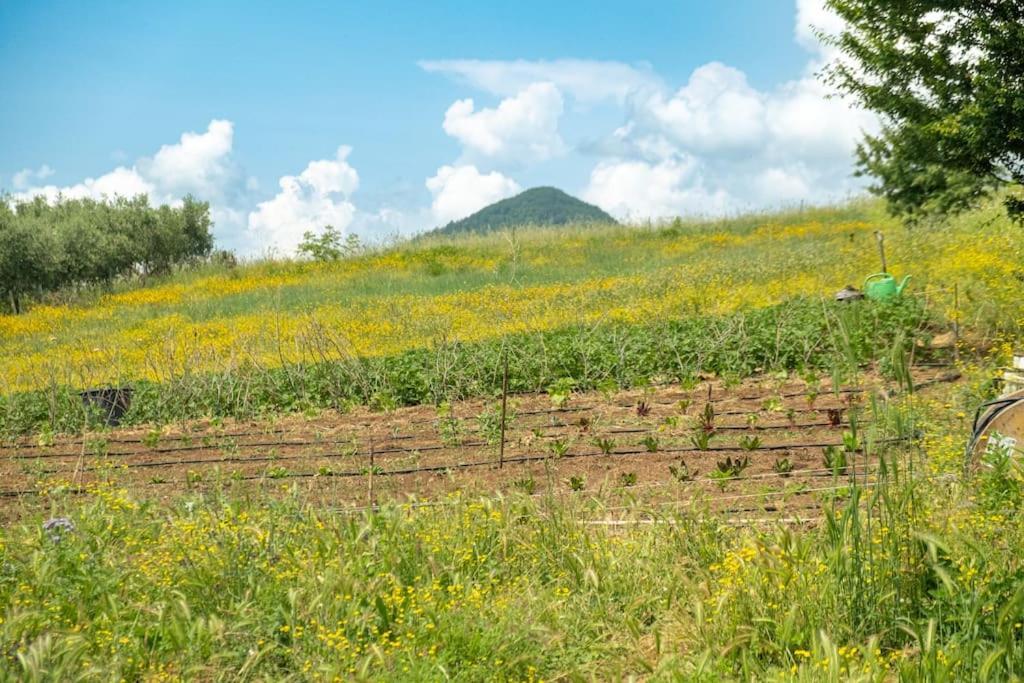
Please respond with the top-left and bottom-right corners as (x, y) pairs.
(26, 435), (911, 484)
(1, 411), (868, 462)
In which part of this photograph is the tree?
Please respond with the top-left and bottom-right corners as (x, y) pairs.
(824, 1), (1024, 222)
(0, 202), (58, 313)
(297, 226), (361, 261)
(0, 194), (216, 313)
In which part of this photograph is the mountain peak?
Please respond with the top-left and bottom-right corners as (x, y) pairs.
(435, 187), (617, 235)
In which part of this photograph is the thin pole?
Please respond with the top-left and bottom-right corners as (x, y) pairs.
(368, 434), (375, 508)
(874, 231), (888, 273)
(499, 350), (509, 469)
(953, 283), (961, 364)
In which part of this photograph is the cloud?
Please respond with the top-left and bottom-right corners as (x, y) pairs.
(246, 146), (359, 255)
(140, 119), (236, 200)
(426, 164), (520, 224)
(443, 82), (566, 163)
(795, 0), (846, 61)
(582, 157), (731, 220)
(421, 58), (662, 104)
(11, 165), (54, 190)
(15, 166), (155, 204)
(635, 63), (767, 156)
(12, 119), (239, 206)
(579, 1), (877, 220)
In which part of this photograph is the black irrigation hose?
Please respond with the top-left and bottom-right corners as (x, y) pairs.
(0, 369), (957, 454)
(28, 436), (910, 482)
(4, 411), (863, 461)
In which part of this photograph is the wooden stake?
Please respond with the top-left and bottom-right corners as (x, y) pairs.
(953, 282), (961, 364)
(499, 350), (509, 470)
(874, 231), (888, 273)
(368, 434), (375, 508)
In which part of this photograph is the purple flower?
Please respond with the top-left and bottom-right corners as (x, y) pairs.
(42, 517), (75, 542)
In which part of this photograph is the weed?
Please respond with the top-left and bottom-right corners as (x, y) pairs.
(512, 477), (536, 494)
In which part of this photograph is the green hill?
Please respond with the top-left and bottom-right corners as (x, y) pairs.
(435, 186), (617, 235)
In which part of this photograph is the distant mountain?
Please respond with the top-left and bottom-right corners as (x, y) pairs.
(434, 187), (617, 235)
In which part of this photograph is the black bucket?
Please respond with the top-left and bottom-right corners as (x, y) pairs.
(80, 387), (134, 426)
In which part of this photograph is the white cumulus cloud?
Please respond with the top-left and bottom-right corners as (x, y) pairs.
(580, 0), (877, 221)
(426, 165), (520, 225)
(140, 119), (236, 200)
(582, 157), (731, 220)
(12, 119), (238, 206)
(443, 82), (566, 163)
(246, 146), (359, 255)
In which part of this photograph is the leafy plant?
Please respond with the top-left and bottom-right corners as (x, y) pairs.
(668, 460), (698, 483)
(636, 401), (652, 418)
(618, 472), (637, 487)
(266, 466), (290, 479)
(698, 402), (716, 433)
(548, 438), (570, 458)
(715, 456), (750, 478)
(823, 445), (848, 475)
(592, 436), (615, 455)
(568, 475), (586, 492)
(547, 378), (575, 409)
(738, 435), (762, 451)
(773, 457), (794, 477)
(641, 435), (660, 453)
(436, 401), (462, 447)
(690, 430), (713, 451)
(512, 477), (536, 494)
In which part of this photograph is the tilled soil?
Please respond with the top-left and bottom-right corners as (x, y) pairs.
(0, 366), (959, 521)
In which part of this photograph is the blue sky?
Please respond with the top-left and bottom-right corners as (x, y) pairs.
(0, 0), (874, 253)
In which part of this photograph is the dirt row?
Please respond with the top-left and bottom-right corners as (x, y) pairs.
(0, 367), (958, 519)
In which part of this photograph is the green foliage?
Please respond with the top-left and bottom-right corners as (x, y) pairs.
(689, 430), (713, 451)
(547, 438), (570, 458)
(823, 445), (849, 475)
(773, 456), (795, 476)
(825, 1), (1024, 222)
(296, 225), (362, 262)
(434, 187), (617, 235)
(739, 435), (762, 451)
(0, 195), (215, 313)
(668, 459), (698, 482)
(0, 295), (930, 437)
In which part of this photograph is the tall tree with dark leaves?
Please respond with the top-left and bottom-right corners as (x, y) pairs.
(824, 0), (1024, 223)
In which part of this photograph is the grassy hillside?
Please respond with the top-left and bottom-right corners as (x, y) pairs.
(0, 197), (1020, 434)
(433, 186), (616, 235)
(1, 197), (1024, 680)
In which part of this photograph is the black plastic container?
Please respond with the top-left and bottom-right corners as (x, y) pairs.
(80, 387), (134, 426)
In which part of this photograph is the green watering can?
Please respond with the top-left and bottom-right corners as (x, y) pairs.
(863, 273), (911, 301)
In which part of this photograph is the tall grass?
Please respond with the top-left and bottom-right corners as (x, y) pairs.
(2, 370), (1022, 681)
